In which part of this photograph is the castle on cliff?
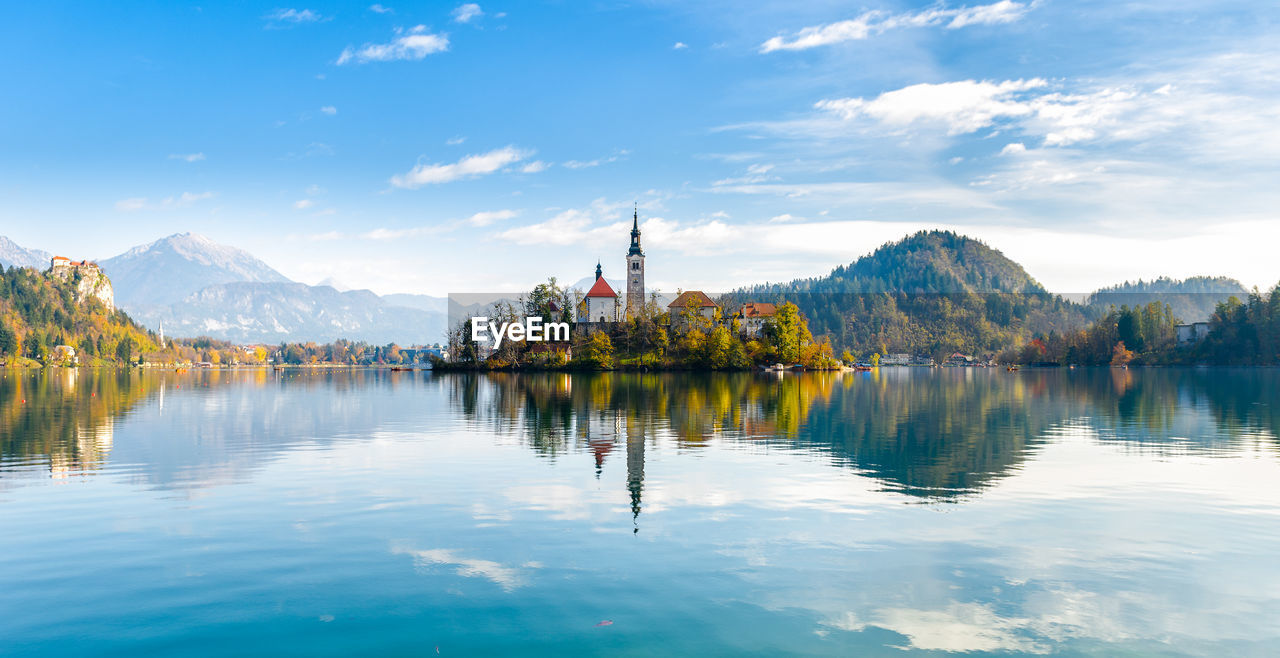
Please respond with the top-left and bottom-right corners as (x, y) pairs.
(49, 257), (114, 309)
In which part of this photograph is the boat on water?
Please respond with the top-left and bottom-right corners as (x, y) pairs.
(853, 363), (873, 371)
(789, 363), (806, 371)
(761, 363), (787, 372)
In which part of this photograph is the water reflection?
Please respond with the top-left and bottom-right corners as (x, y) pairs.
(2, 368), (1277, 501)
(2, 368), (1280, 655)
(440, 368), (1279, 502)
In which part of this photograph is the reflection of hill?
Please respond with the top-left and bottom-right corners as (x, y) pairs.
(447, 368), (1280, 502)
(0, 369), (152, 481)
(5, 368), (1276, 504)
(0, 369), (444, 491)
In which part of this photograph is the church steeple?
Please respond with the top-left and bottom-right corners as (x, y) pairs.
(628, 205), (643, 256)
(595, 261), (603, 281)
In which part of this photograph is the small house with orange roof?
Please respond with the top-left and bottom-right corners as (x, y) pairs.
(734, 302), (777, 338)
(667, 290), (719, 330)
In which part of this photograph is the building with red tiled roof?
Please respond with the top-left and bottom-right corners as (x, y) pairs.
(734, 302), (778, 338)
(579, 262), (620, 328)
(667, 290), (719, 330)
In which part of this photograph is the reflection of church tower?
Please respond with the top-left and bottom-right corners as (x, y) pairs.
(625, 207), (644, 318)
(626, 417), (645, 531)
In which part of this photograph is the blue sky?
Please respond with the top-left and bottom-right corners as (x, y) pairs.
(2, 1), (1278, 295)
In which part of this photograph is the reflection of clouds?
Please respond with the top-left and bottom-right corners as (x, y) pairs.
(391, 543), (532, 592)
(501, 483), (621, 521)
(871, 603), (1046, 653)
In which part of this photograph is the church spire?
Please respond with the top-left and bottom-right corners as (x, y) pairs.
(595, 261), (602, 281)
(628, 205), (643, 256)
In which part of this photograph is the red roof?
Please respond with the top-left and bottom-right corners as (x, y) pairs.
(586, 276), (618, 298)
(668, 291), (718, 309)
(739, 302), (777, 318)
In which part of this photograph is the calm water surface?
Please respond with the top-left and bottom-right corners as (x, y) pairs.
(1, 367), (1279, 656)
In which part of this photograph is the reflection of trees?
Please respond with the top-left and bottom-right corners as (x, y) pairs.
(0, 369), (151, 478)
(802, 369), (1088, 498)
(1, 368), (441, 488)
(7, 366), (1276, 500)
(443, 368), (1280, 503)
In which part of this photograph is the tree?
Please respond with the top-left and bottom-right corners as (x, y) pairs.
(765, 302), (808, 363)
(1110, 341), (1135, 366)
(0, 324), (15, 356)
(116, 336), (135, 363)
(576, 331), (614, 370)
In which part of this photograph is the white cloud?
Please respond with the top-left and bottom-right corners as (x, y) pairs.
(265, 8), (323, 25)
(815, 79), (1047, 135)
(673, 41), (689, 50)
(467, 209), (518, 226)
(369, 3), (392, 13)
(521, 160), (549, 173)
(390, 145), (531, 188)
(562, 150), (628, 169)
(293, 199), (315, 209)
(452, 3), (483, 23)
(319, 105), (337, 115)
(1000, 142), (1027, 155)
(361, 227), (436, 240)
(337, 26), (449, 64)
(761, 1), (1030, 52)
(114, 191), (214, 212)
(446, 135), (466, 145)
(713, 163), (777, 186)
(168, 152), (205, 162)
(768, 213), (800, 223)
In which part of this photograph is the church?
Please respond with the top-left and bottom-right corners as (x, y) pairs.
(579, 208), (645, 328)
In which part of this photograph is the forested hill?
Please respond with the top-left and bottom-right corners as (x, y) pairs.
(1087, 276), (1249, 323)
(780, 230), (1048, 295)
(730, 231), (1087, 359)
(0, 265), (158, 365)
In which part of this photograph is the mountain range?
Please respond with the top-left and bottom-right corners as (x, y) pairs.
(0, 236), (53, 270)
(1, 232), (446, 345)
(0, 230), (1254, 347)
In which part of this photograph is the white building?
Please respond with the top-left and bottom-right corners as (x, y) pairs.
(1176, 322), (1211, 346)
(734, 302), (777, 338)
(580, 262), (621, 329)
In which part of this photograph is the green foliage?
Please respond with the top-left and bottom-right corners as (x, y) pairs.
(1089, 276), (1248, 323)
(0, 265), (156, 365)
(1192, 287), (1280, 364)
(730, 230), (1087, 359)
(0, 324), (15, 355)
(574, 331), (614, 370)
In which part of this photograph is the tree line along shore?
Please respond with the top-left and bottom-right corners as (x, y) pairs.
(4, 250), (1280, 370)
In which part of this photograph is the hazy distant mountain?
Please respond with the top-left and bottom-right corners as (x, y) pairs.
(382, 293), (447, 314)
(0, 235), (53, 269)
(129, 283), (446, 345)
(100, 232), (290, 307)
(1088, 276), (1249, 323)
(568, 275), (623, 293)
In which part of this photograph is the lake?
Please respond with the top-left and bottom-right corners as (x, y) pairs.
(2, 367), (1279, 656)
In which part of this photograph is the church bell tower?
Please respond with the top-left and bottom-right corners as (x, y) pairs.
(626, 206), (645, 318)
